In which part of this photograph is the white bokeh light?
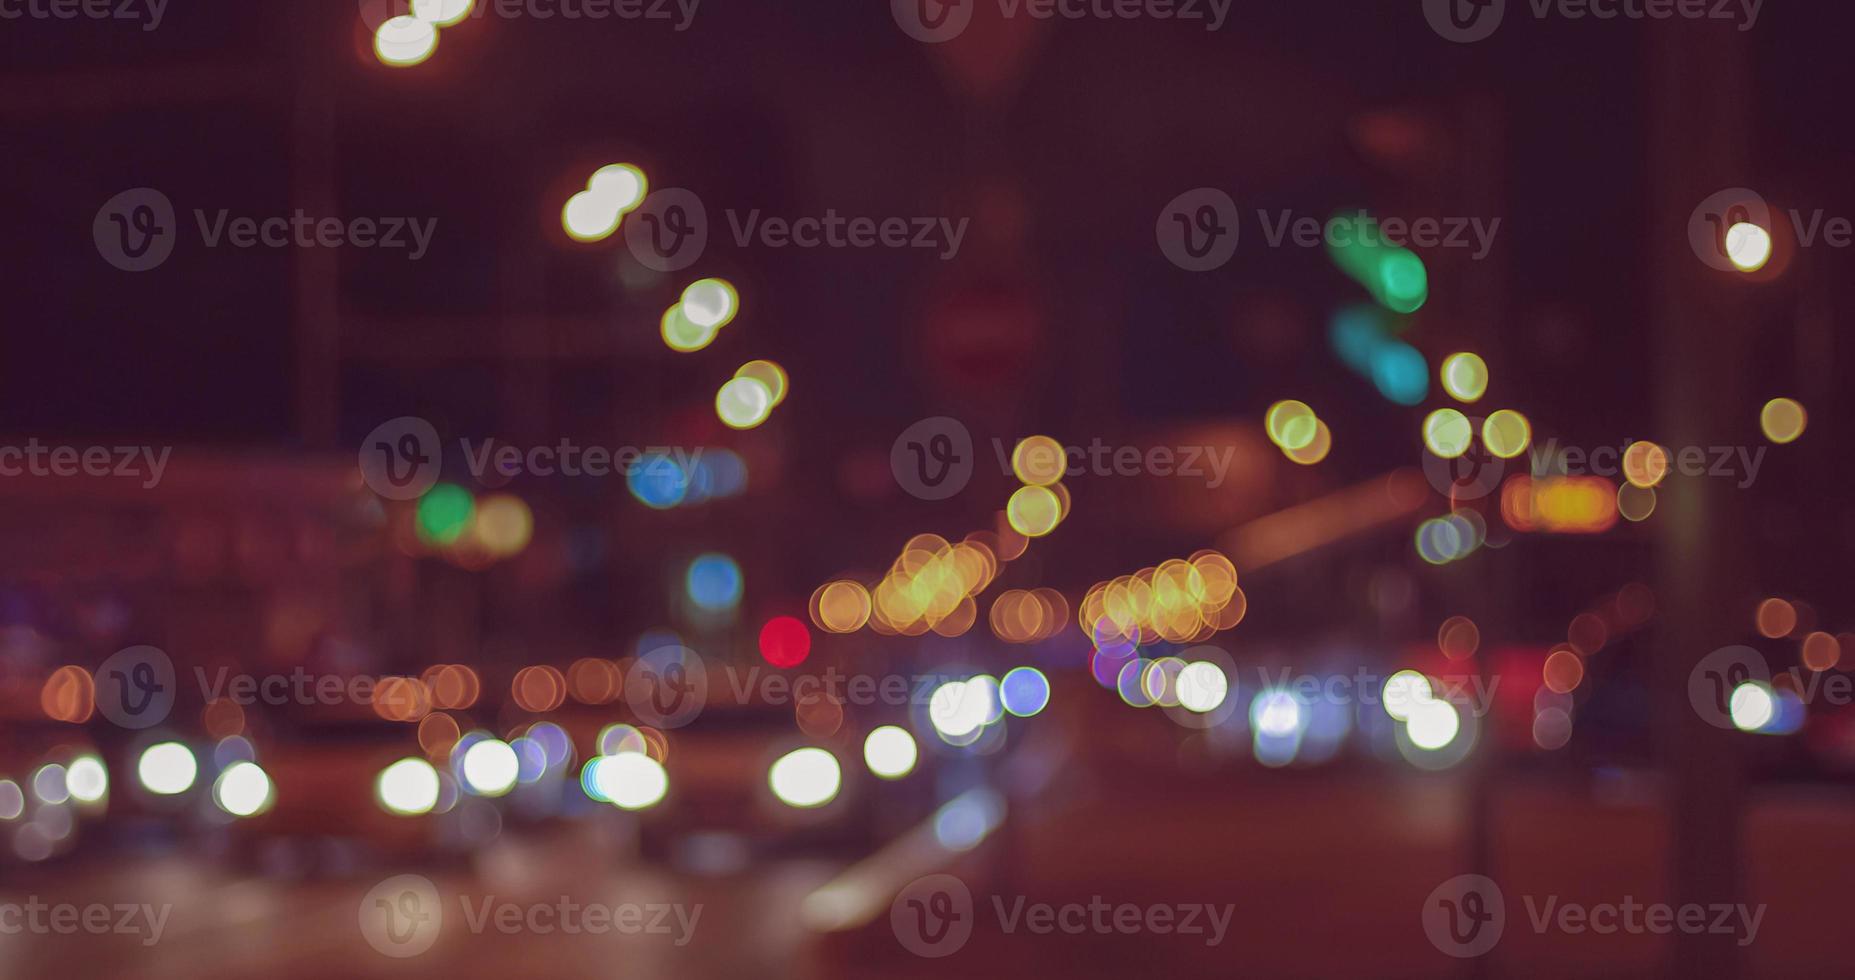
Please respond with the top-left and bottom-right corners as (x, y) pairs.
(213, 762), (274, 818)
(376, 758), (441, 816)
(1176, 662), (1229, 714)
(769, 748), (841, 809)
(461, 739), (520, 797)
(65, 756), (108, 804)
(1381, 669), (1435, 721)
(1729, 682), (1776, 732)
(862, 726), (918, 779)
(562, 190), (622, 242)
(373, 15), (439, 68)
(410, 0), (473, 27)
(1724, 222), (1772, 273)
(596, 753), (669, 811)
(137, 742), (198, 796)
(1406, 699), (1462, 751)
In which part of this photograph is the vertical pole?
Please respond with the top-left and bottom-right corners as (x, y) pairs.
(291, 6), (340, 449)
(1648, 21), (1755, 980)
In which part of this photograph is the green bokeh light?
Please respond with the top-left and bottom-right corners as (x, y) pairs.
(417, 482), (475, 546)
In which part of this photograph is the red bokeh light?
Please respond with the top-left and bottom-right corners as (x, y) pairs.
(758, 615), (811, 668)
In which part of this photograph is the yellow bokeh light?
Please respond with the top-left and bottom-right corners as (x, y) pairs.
(661, 305), (718, 352)
(1481, 409), (1532, 459)
(716, 376), (774, 430)
(1006, 485), (1062, 537)
(1760, 398), (1806, 444)
(1440, 352), (1488, 403)
(1725, 222), (1772, 272)
(734, 360), (788, 407)
(1422, 409), (1473, 460)
(1265, 400), (1319, 451)
(1080, 549), (1243, 647)
(1049, 481), (1072, 522)
(1622, 441), (1669, 488)
(1010, 435), (1066, 487)
(1284, 419), (1332, 465)
(1616, 483), (1656, 522)
(374, 15), (439, 68)
(473, 494), (534, 557)
(811, 580), (872, 634)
